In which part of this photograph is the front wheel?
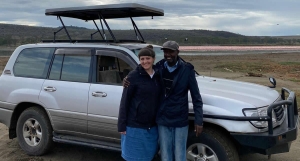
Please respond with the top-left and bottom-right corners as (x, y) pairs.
(186, 127), (239, 161)
(16, 107), (53, 156)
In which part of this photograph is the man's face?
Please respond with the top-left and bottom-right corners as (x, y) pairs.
(163, 49), (179, 65)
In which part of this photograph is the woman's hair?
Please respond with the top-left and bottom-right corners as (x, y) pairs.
(138, 45), (155, 58)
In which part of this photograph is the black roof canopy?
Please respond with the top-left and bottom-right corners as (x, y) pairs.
(44, 3), (164, 43)
(45, 3), (164, 20)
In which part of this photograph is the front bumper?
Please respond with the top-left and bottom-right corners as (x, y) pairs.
(231, 115), (298, 155)
(231, 88), (299, 155)
(199, 87), (299, 155)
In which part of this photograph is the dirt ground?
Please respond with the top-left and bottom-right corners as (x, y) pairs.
(0, 52), (300, 161)
(0, 123), (299, 161)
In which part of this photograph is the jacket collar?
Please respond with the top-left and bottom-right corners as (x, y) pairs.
(136, 64), (158, 76)
(156, 57), (184, 70)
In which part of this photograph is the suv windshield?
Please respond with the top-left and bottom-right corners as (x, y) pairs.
(132, 47), (164, 64)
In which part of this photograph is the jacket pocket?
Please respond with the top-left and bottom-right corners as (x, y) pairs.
(164, 106), (183, 119)
(136, 102), (151, 124)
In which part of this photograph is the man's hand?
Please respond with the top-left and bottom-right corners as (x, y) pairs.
(194, 125), (203, 137)
(123, 76), (130, 88)
(120, 131), (126, 135)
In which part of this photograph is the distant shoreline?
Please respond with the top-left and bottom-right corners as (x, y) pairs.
(180, 50), (300, 56)
(1, 46), (300, 56)
(179, 46), (300, 51)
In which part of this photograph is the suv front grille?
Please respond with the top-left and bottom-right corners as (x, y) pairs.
(273, 105), (284, 121)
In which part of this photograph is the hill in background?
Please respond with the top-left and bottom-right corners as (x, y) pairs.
(1, 23), (300, 46)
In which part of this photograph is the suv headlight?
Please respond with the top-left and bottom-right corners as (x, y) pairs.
(243, 106), (277, 129)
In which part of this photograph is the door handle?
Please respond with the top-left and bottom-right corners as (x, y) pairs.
(92, 92), (107, 97)
(44, 86), (56, 92)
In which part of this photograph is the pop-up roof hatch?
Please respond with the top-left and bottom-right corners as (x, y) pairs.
(43, 3), (164, 43)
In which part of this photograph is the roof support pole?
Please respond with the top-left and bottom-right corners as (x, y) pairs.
(99, 13), (117, 42)
(58, 16), (72, 42)
(98, 13), (107, 40)
(130, 17), (144, 42)
(91, 20), (104, 40)
(130, 17), (139, 40)
(53, 27), (63, 42)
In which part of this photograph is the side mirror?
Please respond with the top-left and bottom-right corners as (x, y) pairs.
(269, 77), (276, 88)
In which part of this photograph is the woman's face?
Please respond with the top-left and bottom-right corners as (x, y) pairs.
(139, 56), (155, 70)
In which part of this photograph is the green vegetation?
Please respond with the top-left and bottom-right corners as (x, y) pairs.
(279, 62), (300, 65)
(289, 79), (300, 82)
(215, 61), (300, 74)
(295, 91), (300, 109)
(1, 23), (300, 46)
(214, 62), (268, 73)
(279, 62), (300, 72)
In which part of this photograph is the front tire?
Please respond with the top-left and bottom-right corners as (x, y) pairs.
(187, 127), (239, 161)
(16, 107), (53, 156)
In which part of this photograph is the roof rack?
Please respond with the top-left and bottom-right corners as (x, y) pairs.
(44, 3), (164, 43)
(41, 39), (145, 43)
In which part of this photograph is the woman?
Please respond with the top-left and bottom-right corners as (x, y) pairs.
(118, 45), (161, 161)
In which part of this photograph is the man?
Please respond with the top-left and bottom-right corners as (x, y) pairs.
(124, 41), (203, 161)
(155, 41), (203, 161)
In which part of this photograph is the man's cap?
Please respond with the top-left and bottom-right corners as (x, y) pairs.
(161, 41), (179, 51)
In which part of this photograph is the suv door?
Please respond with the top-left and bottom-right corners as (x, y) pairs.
(87, 49), (136, 141)
(39, 48), (92, 134)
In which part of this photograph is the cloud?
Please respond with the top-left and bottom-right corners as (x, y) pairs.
(1, 0), (300, 36)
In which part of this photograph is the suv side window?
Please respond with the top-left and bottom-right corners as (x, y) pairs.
(13, 48), (54, 78)
(96, 50), (135, 85)
(48, 55), (63, 80)
(49, 49), (92, 83)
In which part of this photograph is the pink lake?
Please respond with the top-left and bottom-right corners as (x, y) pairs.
(179, 46), (300, 51)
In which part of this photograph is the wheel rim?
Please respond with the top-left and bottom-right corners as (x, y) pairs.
(22, 118), (42, 147)
(186, 143), (219, 161)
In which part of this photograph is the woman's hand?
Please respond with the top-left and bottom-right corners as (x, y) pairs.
(120, 131), (126, 135)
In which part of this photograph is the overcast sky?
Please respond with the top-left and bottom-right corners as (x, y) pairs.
(1, 0), (300, 36)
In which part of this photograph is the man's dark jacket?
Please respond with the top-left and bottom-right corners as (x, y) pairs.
(155, 58), (203, 127)
(118, 65), (161, 132)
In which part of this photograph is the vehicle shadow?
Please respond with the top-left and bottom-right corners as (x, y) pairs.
(45, 143), (161, 161)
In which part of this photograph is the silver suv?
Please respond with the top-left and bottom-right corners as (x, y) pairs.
(0, 4), (298, 161)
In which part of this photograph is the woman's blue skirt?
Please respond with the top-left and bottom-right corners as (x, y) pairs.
(121, 126), (158, 161)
